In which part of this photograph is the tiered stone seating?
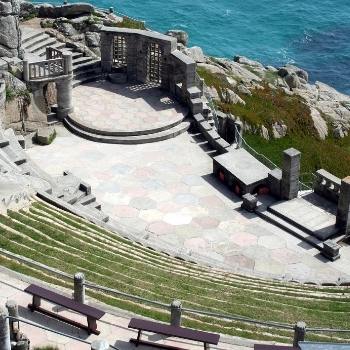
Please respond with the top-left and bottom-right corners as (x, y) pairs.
(0, 200), (349, 344)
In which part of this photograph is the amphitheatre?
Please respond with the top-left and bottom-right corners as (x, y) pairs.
(0, 1), (350, 350)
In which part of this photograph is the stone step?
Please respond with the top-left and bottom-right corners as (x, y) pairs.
(256, 206), (323, 251)
(73, 60), (101, 73)
(76, 194), (96, 206)
(21, 28), (45, 44)
(0, 140), (10, 148)
(22, 33), (50, 50)
(73, 55), (96, 66)
(74, 203), (109, 222)
(64, 117), (191, 144)
(60, 189), (86, 205)
(267, 206), (339, 240)
(72, 73), (103, 88)
(68, 108), (186, 137)
(25, 37), (57, 54)
(37, 42), (66, 57)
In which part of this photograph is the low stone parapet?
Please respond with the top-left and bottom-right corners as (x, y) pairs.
(314, 169), (341, 203)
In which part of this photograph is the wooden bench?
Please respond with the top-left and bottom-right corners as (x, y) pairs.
(24, 284), (105, 335)
(128, 318), (220, 350)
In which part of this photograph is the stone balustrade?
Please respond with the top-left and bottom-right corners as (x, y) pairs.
(314, 169), (341, 203)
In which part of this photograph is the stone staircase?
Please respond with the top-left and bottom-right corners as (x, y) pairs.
(64, 115), (191, 144)
(0, 127), (108, 223)
(21, 27), (102, 87)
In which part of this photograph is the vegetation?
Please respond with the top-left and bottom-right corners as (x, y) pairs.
(5, 86), (31, 105)
(1, 201), (350, 343)
(110, 16), (146, 30)
(197, 65), (350, 179)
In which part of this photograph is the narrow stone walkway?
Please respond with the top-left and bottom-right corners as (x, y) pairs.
(27, 126), (350, 282)
(0, 268), (253, 350)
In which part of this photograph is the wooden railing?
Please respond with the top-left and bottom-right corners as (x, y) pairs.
(27, 58), (65, 80)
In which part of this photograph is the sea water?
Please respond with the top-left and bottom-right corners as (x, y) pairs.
(47, 0), (350, 94)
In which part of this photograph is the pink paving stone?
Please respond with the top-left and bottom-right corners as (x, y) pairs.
(94, 171), (114, 181)
(167, 182), (190, 194)
(271, 248), (302, 264)
(224, 254), (255, 270)
(132, 167), (156, 178)
(157, 201), (182, 213)
(124, 186), (148, 197)
(230, 232), (258, 247)
(184, 237), (207, 250)
(113, 205), (139, 218)
(147, 221), (175, 235)
(199, 195), (225, 208)
(193, 216), (220, 229)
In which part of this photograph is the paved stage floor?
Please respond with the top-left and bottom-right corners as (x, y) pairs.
(27, 126), (350, 282)
(71, 81), (188, 134)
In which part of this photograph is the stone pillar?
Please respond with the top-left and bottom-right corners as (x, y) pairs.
(56, 77), (73, 119)
(281, 148), (301, 200)
(293, 321), (306, 347)
(74, 272), (86, 304)
(100, 32), (114, 73)
(91, 339), (109, 350)
(234, 120), (243, 148)
(170, 300), (182, 327)
(5, 300), (19, 338)
(63, 51), (73, 76)
(0, 307), (11, 350)
(23, 60), (29, 82)
(336, 176), (350, 235)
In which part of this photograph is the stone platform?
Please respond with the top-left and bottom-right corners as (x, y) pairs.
(71, 81), (188, 136)
(268, 193), (339, 241)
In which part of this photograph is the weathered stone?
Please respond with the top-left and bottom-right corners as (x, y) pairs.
(322, 240), (341, 261)
(223, 88), (245, 105)
(54, 20), (77, 37)
(91, 340), (109, 350)
(38, 3), (55, 17)
(281, 148), (301, 200)
(20, 1), (38, 19)
(36, 127), (56, 145)
(285, 73), (301, 90)
(272, 122), (287, 139)
(233, 55), (265, 70)
(293, 321), (306, 347)
(241, 193), (257, 212)
(278, 64), (308, 82)
(85, 31), (100, 47)
(236, 84), (252, 96)
(38, 2), (94, 18)
(310, 107), (328, 140)
(260, 125), (269, 140)
(336, 176), (350, 235)
(197, 63), (225, 75)
(108, 73), (127, 84)
(166, 30), (189, 46)
(74, 272), (85, 304)
(0, 307), (10, 350)
(184, 46), (205, 63)
(0, 11), (21, 58)
(205, 85), (220, 102)
(170, 300), (182, 326)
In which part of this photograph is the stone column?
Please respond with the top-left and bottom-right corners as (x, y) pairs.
(100, 32), (114, 73)
(336, 176), (350, 235)
(170, 300), (182, 327)
(74, 272), (86, 304)
(234, 120), (243, 148)
(281, 148), (301, 200)
(293, 321), (306, 347)
(5, 300), (18, 339)
(0, 307), (11, 350)
(91, 339), (109, 350)
(56, 76), (73, 119)
(23, 60), (30, 82)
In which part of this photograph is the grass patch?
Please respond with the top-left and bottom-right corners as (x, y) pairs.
(1, 201), (350, 343)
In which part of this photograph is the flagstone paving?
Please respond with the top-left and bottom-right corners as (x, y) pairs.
(27, 126), (350, 282)
(71, 81), (188, 134)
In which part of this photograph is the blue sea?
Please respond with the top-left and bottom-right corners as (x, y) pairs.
(49, 0), (350, 94)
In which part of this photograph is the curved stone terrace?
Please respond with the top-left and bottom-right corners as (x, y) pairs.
(71, 81), (188, 135)
(27, 126), (350, 283)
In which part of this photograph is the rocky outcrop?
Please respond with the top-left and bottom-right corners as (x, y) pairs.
(0, 0), (22, 58)
(223, 88), (245, 105)
(184, 46), (205, 63)
(38, 3), (94, 18)
(278, 64), (308, 82)
(166, 30), (188, 46)
(272, 122), (287, 139)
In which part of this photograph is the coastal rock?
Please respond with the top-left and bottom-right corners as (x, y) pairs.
(197, 63), (225, 75)
(278, 64), (308, 82)
(166, 30), (189, 46)
(0, 0), (21, 58)
(285, 73), (301, 90)
(223, 88), (245, 105)
(260, 125), (269, 140)
(226, 76), (237, 87)
(20, 1), (38, 19)
(54, 21), (77, 37)
(217, 59), (262, 83)
(334, 124), (348, 139)
(184, 46), (205, 63)
(310, 108), (328, 140)
(272, 122), (287, 138)
(85, 31), (100, 47)
(205, 85), (220, 102)
(38, 3), (94, 18)
(237, 84), (252, 96)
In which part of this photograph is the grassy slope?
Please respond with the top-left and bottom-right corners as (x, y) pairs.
(197, 66), (350, 178)
(0, 201), (350, 344)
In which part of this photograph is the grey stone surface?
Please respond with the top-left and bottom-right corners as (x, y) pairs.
(166, 30), (188, 46)
(91, 340), (110, 350)
(293, 321), (306, 347)
(170, 299), (182, 327)
(322, 240), (341, 261)
(336, 176), (350, 234)
(0, 306), (10, 350)
(281, 148), (300, 200)
(241, 193), (257, 212)
(74, 272), (85, 304)
(36, 127), (55, 145)
(38, 2), (94, 18)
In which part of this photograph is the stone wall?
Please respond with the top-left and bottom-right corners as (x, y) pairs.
(0, 0), (22, 58)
